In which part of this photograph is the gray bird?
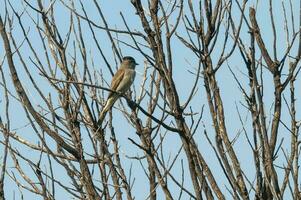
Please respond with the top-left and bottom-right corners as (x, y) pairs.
(98, 56), (138, 124)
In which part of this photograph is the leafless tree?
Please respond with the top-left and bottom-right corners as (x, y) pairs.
(0, 0), (300, 199)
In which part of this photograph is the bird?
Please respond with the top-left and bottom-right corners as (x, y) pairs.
(98, 56), (138, 124)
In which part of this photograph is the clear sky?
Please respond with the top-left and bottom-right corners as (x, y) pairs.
(0, 0), (300, 199)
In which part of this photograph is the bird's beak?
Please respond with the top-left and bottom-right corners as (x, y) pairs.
(135, 62), (139, 66)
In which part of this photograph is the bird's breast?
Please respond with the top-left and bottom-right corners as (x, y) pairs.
(130, 70), (136, 82)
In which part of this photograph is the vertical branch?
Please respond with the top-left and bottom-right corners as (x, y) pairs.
(269, 0), (278, 61)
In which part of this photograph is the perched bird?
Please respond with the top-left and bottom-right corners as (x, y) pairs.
(98, 56), (138, 124)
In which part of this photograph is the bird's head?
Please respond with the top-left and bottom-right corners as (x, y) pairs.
(122, 56), (138, 69)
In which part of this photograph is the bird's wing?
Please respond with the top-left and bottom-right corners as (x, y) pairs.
(108, 68), (125, 98)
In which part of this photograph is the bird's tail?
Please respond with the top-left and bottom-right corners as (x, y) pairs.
(98, 95), (118, 125)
